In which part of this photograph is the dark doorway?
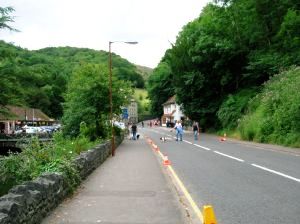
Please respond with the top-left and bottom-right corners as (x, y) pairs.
(0, 122), (5, 133)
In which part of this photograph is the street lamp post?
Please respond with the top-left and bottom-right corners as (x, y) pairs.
(109, 41), (138, 156)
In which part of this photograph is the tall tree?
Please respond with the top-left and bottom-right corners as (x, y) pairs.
(148, 0), (300, 130)
(0, 42), (23, 115)
(0, 7), (19, 114)
(62, 63), (133, 139)
(147, 61), (174, 117)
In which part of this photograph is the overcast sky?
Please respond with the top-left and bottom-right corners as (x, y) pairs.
(1, 0), (211, 68)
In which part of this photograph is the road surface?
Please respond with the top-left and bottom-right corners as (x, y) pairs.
(140, 125), (300, 224)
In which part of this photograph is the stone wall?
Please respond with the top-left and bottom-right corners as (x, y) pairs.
(0, 137), (122, 224)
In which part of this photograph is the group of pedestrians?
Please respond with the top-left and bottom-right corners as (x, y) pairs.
(174, 120), (200, 141)
(129, 120), (200, 142)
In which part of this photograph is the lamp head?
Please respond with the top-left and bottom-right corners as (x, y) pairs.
(109, 41), (138, 45)
(124, 41), (138, 44)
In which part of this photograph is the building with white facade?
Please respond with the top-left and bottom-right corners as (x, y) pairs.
(161, 96), (185, 127)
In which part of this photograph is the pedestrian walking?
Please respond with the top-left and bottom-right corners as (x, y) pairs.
(174, 120), (183, 141)
(131, 123), (137, 140)
(193, 121), (199, 140)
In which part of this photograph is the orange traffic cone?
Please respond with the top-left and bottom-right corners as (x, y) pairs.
(220, 133), (226, 142)
(163, 154), (171, 166)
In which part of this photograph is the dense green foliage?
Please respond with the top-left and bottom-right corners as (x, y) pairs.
(133, 88), (151, 121)
(1, 5), (23, 114)
(62, 64), (133, 139)
(38, 47), (145, 89)
(238, 67), (300, 147)
(217, 88), (257, 130)
(148, 0), (300, 139)
(147, 61), (175, 117)
(0, 42), (144, 119)
(0, 133), (98, 196)
(0, 42), (69, 118)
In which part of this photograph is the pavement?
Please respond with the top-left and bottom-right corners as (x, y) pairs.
(42, 135), (189, 224)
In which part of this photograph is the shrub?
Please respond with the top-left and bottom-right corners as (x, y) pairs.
(217, 89), (256, 130)
(0, 132), (100, 196)
(238, 107), (264, 141)
(238, 66), (300, 147)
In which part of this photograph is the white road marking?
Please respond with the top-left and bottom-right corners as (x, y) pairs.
(214, 151), (245, 162)
(194, 144), (211, 151)
(183, 140), (193, 144)
(148, 130), (300, 184)
(251, 164), (300, 183)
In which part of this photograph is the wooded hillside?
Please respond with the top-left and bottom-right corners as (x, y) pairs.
(0, 41), (145, 119)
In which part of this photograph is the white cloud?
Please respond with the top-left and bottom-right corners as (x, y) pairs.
(1, 0), (211, 68)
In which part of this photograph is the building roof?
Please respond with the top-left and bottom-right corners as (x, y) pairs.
(0, 106), (53, 121)
(162, 96), (176, 106)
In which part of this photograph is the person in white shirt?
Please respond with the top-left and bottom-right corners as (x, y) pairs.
(174, 120), (183, 141)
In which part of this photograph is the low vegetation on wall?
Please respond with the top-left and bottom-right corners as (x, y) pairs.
(0, 132), (99, 197)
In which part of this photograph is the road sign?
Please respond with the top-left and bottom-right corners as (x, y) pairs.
(122, 108), (128, 119)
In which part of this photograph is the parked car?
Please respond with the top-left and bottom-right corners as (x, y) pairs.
(21, 125), (47, 134)
(40, 126), (58, 134)
(114, 121), (126, 130)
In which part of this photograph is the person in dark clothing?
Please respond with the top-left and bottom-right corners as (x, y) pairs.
(193, 121), (199, 140)
(131, 123), (137, 140)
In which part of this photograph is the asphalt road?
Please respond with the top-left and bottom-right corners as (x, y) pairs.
(139, 125), (300, 224)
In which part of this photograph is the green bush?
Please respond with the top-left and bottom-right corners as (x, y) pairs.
(238, 66), (300, 147)
(238, 106), (264, 141)
(217, 89), (256, 130)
